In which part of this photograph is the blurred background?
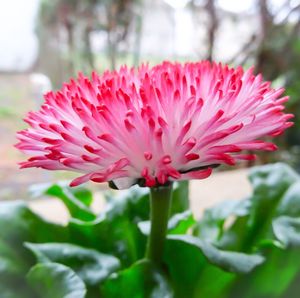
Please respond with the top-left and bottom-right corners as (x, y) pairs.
(0, 0), (300, 201)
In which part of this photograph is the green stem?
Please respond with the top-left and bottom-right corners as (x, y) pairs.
(146, 184), (173, 264)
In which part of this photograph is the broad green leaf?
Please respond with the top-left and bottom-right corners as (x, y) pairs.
(273, 216), (300, 247)
(230, 247), (300, 298)
(71, 186), (93, 207)
(0, 276), (36, 298)
(167, 235), (264, 274)
(218, 216), (249, 251)
(164, 235), (236, 298)
(30, 181), (93, 207)
(27, 263), (86, 298)
(29, 182), (96, 221)
(0, 238), (27, 276)
(223, 163), (299, 251)
(249, 163), (299, 199)
(170, 181), (189, 215)
(164, 235), (264, 298)
(194, 199), (251, 244)
(0, 201), (69, 298)
(0, 201), (69, 254)
(277, 181), (300, 217)
(168, 210), (196, 234)
(101, 260), (173, 298)
(138, 210), (195, 236)
(203, 199), (251, 220)
(104, 186), (150, 222)
(25, 242), (120, 286)
(103, 181), (189, 225)
(69, 214), (146, 268)
(68, 186), (149, 267)
(282, 270), (300, 298)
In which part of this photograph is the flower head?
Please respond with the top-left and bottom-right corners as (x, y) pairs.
(16, 61), (293, 189)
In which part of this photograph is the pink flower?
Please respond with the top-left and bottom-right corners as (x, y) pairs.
(16, 62), (293, 189)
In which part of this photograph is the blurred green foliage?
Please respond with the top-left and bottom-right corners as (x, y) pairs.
(1, 163), (300, 297)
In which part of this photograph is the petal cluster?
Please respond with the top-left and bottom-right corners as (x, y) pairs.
(16, 61), (293, 189)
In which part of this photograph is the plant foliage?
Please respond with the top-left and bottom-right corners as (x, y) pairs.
(1, 163), (300, 297)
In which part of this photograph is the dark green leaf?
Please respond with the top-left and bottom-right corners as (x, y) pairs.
(0, 238), (27, 276)
(226, 163), (299, 251)
(194, 199), (251, 244)
(168, 210), (196, 234)
(230, 247), (300, 298)
(0, 201), (69, 254)
(205, 199), (251, 220)
(71, 186), (93, 207)
(218, 216), (249, 251)
(0, 276), (36, 298)
(69, 214), (145, 268)
(277, 181), (300, 217)
(25, 242), (120, 286)
(249, 163), (299, 199)
(30, 182), (96, 221)
(170, 181), (189, 215)
(167, 235), (264, 274)
(104, 186), (150, 222)
(101, 260), (173, 298)
(68, 186), (150, 267)
(138, 210), (195, 236)
(103, 181), (189, 225)
(27, 263), (86, 298)
(0, 201), (69, 298)
(164, 235), (236, 298)
(273, 216), (300, 247)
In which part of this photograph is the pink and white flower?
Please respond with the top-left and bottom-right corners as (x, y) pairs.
(16, 61), (293, 189)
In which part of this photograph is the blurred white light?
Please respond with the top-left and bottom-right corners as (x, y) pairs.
(164, 0), (191, 9)
(0, 0), (40, 71)
(217, 0), (255, 13)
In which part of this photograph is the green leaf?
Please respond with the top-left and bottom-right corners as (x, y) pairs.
(69, 214), (145, 268)
(67, 186), (151, 267)
(0, 277), (36, 298)
(138, 210), (196, 236)
(71, 186), (93, 207)
(103, 181), (189, 225)
(167, 235), (264, 274)
(30, 181), (93, 206)
(164, 235), (236, 298)
(0, 201), (70, 297)
(101, 260), (173, 298)
(223, 163), (299, 251)
(277, 181), (300, 217)
(0, 201), (69, 254)
(0, 238), (27, 276)
(230, 247), (300, 298)
(273, 216), (300, 247)
(249, 163), (299, 199)
(27, 263), (86, 298)
(25, 242), (120, 286)
(168, 210), (196, 234)
(194, 199), (251, 244)
(30, 182), (96, 221)
(170, 181), (189, 215)
(104, 186), (150, 222)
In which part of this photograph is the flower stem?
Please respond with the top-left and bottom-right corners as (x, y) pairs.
(146, 184), (173, 265)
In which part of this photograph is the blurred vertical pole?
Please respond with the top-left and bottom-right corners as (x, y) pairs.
(206, 0), (217, 61)
(258, 0), (271, 41)
(108, 33), (117, 70)
(66, 22), (76, 75)
(106, 2), (117, 70)
(256, 0), (273, 74)
(84, 25), (95, 71)
(133, 13), (143, 67)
